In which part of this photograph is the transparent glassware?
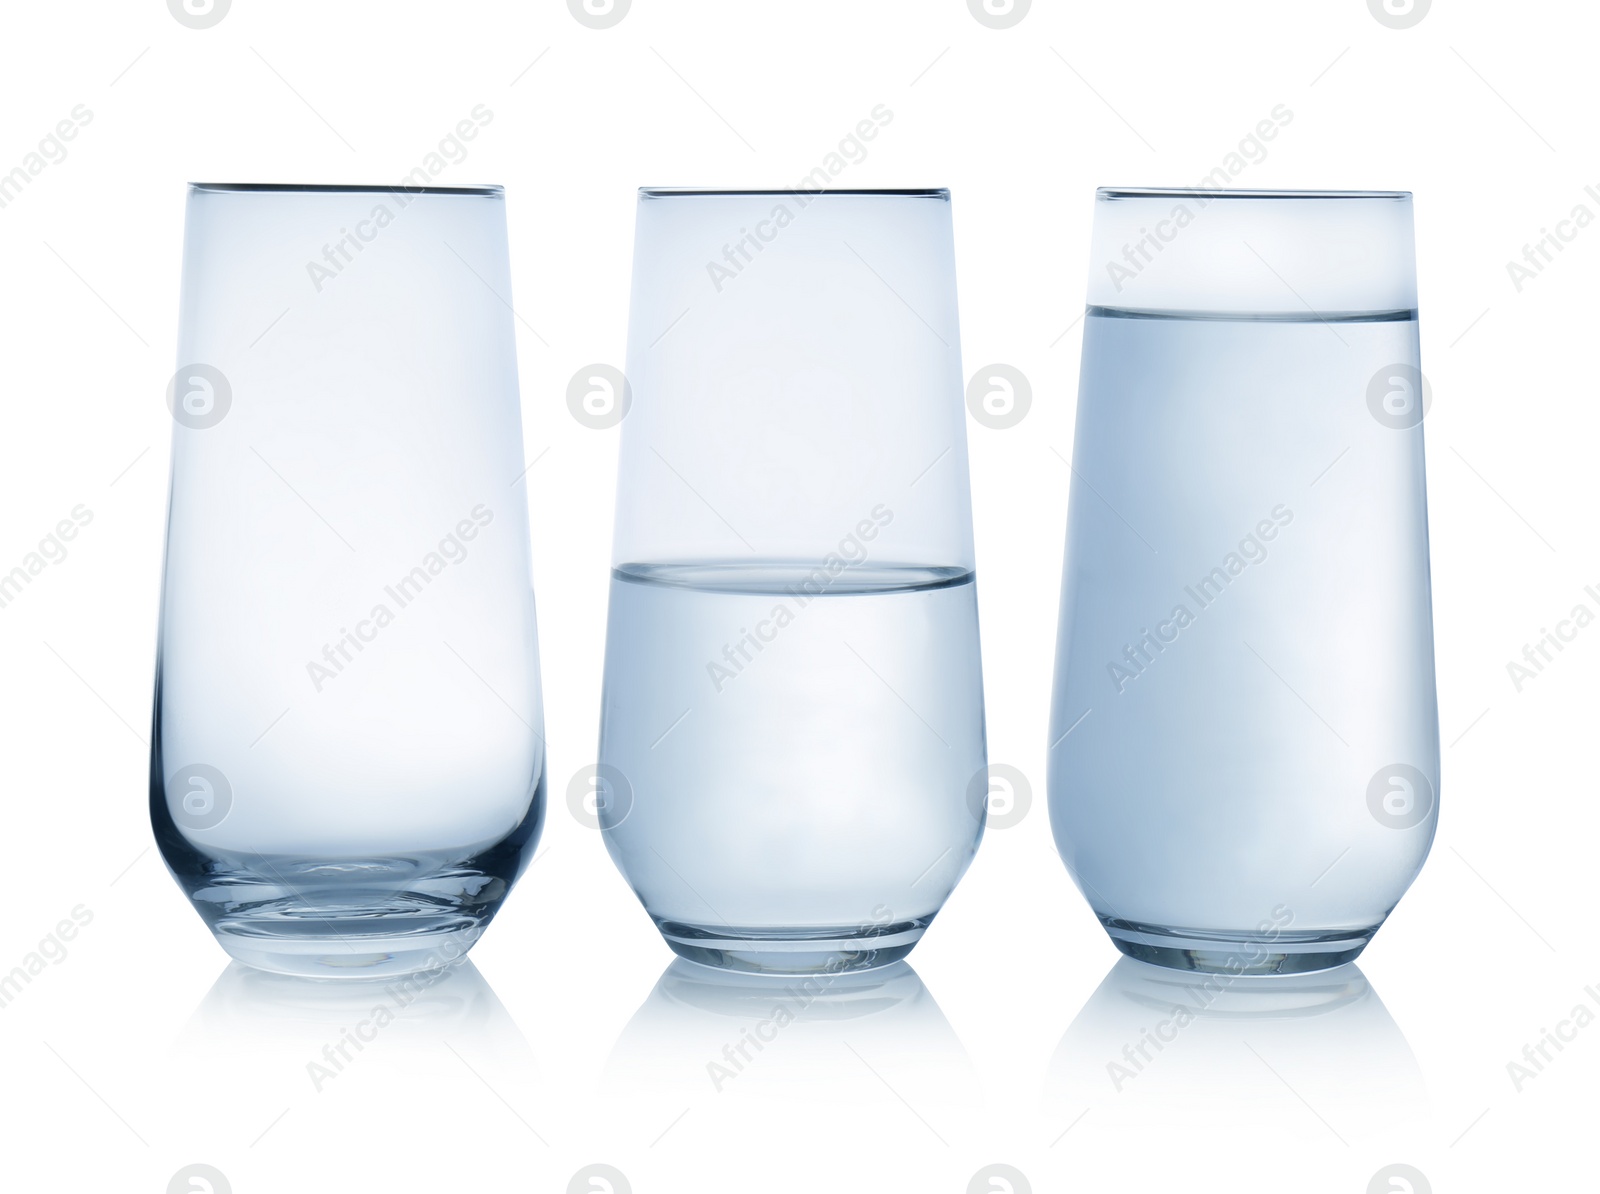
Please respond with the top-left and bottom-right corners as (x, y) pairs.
(599, 188), (985, 975)
(1049, 189), (1438, 974)
(153, 183), (544, 978)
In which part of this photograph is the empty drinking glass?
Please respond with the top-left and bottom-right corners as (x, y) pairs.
(153, 183), (545, 977)
(598, 188), (986, 974)
(1049, 189), (1438, 973)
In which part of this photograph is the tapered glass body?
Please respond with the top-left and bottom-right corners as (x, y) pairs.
(153, 184), (544, 978)
(1049, 189), (1438, 974)
(599, 189), (985, 974)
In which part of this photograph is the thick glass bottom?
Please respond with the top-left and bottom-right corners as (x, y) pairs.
(654, 917), (932, 976)
(208, 898), (486, 979)
(1101, 918), (1376, 976)
(165, 850), (529, 978)
(154, 782), (543, 978)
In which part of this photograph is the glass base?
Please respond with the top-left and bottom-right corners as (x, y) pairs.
(1101, 918), (1375, 976)
(152, 759), (543, 980)
(168, 854), (524, 979)
(654, 917), (931, 976)
(210, 904), (485, 979)
(155, 794), (542, 979)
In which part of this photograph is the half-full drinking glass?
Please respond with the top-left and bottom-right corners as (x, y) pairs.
(599, 188), (985, 974)
(1049, 189), (1438, 974)
(153, 183), (544, 977)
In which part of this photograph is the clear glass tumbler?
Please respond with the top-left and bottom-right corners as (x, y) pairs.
(599, 188), (986, 975)
(1049, 189), (1438, 974)
(153, 183), (545, 978)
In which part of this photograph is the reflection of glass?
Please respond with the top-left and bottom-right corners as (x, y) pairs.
(600, 190), (985, 975)
(153, 184), (545, 978)
(1049, 190), (1438, 974)
(1048, 958), (1425, 1145)
(183, 959), (531, 1049)
(169, 961), (542, 1168)
(605, 959), (976, 1117)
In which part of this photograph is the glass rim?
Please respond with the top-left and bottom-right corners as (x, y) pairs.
(1097, 186), (1411, 201)
(188, 182), (504, 196)
(639, 187), (949, 199)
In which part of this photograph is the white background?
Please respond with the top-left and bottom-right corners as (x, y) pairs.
(1, 1), (1596, 1191)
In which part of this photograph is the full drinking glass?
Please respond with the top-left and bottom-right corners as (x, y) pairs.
(599, 189), (985, 974)
(153, 184), (544, 977)
(1049, 189), (1438, 973)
